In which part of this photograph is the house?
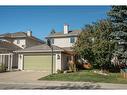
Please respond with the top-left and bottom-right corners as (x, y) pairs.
(0, 31), (44, 49)
(0, 40), (21, 71)
(15, 24), (81, 73)
(46, 24), (81, 48)
(0, 40), (21, 53)
(0, 31), (44, 71)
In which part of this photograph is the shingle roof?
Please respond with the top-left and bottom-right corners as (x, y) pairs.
(0, 32), (44, 44)
(46, 30), (81, 38)
(0, 32), (27, 38)
(0, 40), (21, 51)
(15, 44), (64, 53)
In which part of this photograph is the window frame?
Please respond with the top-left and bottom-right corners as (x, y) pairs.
(70, 37), (75, 43)
(17, 39), (20, 44)
(51, 38), (54, 44)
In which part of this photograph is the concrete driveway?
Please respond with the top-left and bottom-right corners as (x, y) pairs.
(0, 70), (49, 83)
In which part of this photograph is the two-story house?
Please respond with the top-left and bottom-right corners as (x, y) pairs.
(0, 40), (22, 71)
(46, 24), (81, 48)
(0, 31), (44, 49)
(46, 24), (81, 71)
(0, 31), (44, 71)
(15, 24), (81, 73)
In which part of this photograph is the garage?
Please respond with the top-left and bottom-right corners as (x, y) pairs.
(24, 54), (56, 72)
(16, 44), (65, 73)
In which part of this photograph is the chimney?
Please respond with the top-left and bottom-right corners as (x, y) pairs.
(27, 30), (32, 36)
(64, 24), (69, 34)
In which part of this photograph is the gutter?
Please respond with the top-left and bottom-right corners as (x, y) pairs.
(45, 34), (79, 39)
(14, 50), (64, 53)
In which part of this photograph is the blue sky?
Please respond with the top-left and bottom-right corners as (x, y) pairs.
(0, 6), (111, 40)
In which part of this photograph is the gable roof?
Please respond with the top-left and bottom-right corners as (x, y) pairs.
(0, 32), (44, 44)
(0, 40), (21, 51)
(15, 44), (64, 53)
(46, 30), (81, 38)
(0, 32), (27, 38)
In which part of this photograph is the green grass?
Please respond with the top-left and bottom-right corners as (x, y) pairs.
(39, 70), (127, 84)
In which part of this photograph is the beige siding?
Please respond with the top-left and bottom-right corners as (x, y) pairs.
(53, 37), (77, 47)
(13, 38), (42, 49)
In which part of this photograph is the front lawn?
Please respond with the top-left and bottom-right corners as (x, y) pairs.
(39, 70), (127, 84)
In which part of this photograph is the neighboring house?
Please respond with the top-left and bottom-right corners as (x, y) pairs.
(15, 24), (81, 73)
(0, 31), (44, 49)
(0, 31), (44, 71)
(0, 40), (21, 71)
(0, 40), (21, 53)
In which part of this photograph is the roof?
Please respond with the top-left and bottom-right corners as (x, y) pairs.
(0, 32), (44, 44)
(15, 44), (76, 55)
(0, 32), (27, 38)
(0, 40), (21, 51)
(15, 44), (64, 53)
(46, 30), (81, 38)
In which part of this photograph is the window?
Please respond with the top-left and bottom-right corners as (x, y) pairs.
(57, 54), (60, 60)
(17, 39), (20, 44)
(51, 39), (54, 44)
(22, 45), (26, 48)
(70, 37), (75, 43)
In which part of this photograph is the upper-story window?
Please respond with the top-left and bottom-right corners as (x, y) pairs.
(70, 37), (75, 43)
(51, 38), (54, 44)
(17, 39), (20, 44)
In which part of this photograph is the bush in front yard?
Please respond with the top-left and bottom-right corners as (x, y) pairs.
(0, 63), (6, 73)
(57, 69), (64, 74)
(68, 60), (77, 72)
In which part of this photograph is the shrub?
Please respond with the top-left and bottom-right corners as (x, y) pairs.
(68, 61), (77, 72)
(0, 63), (6, 72)
(57, 69), (63, 74)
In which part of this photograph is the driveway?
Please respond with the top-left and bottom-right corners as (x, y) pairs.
(0, 70), (49, 83)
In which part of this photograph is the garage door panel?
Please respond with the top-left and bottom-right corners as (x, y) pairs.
(24, 55), (55, 72)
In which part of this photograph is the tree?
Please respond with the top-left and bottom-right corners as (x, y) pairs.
(92, 20), (114, 68)
(73, 19), (115, 69)
(107, 6), (127, 68)
(50, 29), (56, 34)
(73, 24), (94, 63)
